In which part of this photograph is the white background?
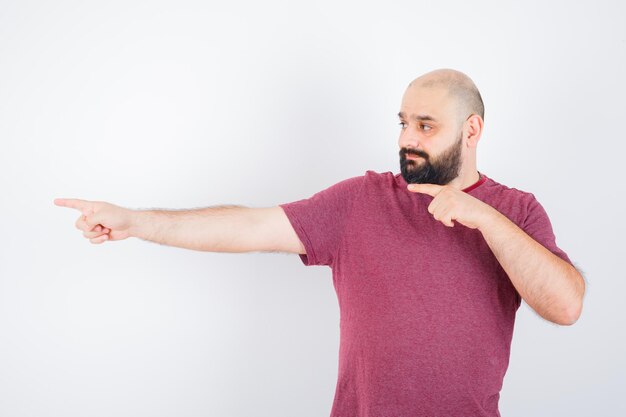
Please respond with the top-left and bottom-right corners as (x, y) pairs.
(1, 0), (624, 416)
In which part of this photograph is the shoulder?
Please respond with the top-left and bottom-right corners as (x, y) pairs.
(318, 170), (395, 195)
(479, 175), (537, 201)
(362, 169), (408, 189)
(477, 175), (541, 225)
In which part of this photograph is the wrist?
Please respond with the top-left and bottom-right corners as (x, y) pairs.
(477, 205), (503, 233)
(129, 209), (152, 239)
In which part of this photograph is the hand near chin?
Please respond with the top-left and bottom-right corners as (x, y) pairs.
(406, 183), (496, 229)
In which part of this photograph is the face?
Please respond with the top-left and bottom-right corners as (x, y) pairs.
(398, 84), (465, 185)
(399, 131), (463, 185)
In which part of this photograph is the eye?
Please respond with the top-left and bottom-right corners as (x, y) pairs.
(398, 121), (407, 129)
(420, 124), (432, 132)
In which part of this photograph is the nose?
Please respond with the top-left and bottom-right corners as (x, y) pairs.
(398, 127), (422, 153)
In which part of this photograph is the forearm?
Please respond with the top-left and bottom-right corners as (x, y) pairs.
(129, 205), (256, 252)
(478, 209), (585, 325)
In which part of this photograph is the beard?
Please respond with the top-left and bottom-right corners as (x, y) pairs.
(399, 131), (463, 185)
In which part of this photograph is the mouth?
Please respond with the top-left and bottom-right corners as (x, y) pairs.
(405, 154), (421, 160)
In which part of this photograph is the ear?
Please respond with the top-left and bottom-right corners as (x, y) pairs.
(464, 114), (483, 148)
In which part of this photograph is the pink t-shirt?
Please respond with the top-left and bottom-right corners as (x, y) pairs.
(279, 170), (573, 417)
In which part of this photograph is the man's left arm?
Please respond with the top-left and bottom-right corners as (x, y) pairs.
(407, 183), (585, 326)
(478, 208), (585, 326)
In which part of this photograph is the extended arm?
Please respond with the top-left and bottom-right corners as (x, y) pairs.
(130, 205), (305, 254)
(54, 197), (305, 254)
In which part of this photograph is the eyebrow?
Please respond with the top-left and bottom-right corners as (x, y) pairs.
(398, 112), (438, 123)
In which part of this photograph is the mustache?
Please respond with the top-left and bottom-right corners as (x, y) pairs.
(400, 148), (429, 159)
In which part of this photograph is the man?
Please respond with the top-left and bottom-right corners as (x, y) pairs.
(54, 68), (585, 417)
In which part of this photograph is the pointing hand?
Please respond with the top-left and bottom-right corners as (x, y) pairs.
(406, 183), (496, 230)
(53, 198), (135, 244)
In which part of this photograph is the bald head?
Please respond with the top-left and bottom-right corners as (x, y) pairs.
(408, 68), (485, 123)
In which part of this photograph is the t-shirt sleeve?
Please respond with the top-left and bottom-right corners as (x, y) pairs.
(278, 174), (365, 267)
(521, 193), (573, 266)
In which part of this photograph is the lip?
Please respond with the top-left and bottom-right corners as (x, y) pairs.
(405, 154), (421, 160)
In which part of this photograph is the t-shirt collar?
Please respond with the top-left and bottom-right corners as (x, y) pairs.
(461, 171), (487, 193)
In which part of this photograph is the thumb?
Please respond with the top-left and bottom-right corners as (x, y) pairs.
(83, 209), (100, 228)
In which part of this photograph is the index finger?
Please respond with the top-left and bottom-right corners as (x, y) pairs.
(53, 198), (91, 213)
(407, 183), (442, 196)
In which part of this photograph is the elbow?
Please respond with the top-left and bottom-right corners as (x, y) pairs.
(536, 267), (586, 326)
(558, 267), (586, 326)
(567, 270), (586, 325)
(546, 305), (580, 326)
(543, 301), (582, 326)
(559, 302), (582, 326)
(556, 294), (584, 326)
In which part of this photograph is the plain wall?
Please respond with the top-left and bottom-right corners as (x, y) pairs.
(1, 0), (624, 416)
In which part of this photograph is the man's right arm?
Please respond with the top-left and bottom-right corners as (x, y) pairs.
(54, 198), (305, 253)
(130, 205), (306, 254)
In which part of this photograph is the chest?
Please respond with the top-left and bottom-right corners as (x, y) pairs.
(333, 193), (517, 327)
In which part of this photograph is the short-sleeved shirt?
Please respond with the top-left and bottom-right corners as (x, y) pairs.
(279, 170), (572, 417)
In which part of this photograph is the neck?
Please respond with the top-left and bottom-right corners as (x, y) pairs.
(448, 169), (480, 191)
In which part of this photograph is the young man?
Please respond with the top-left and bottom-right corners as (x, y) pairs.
(54, 68), (585, 417)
